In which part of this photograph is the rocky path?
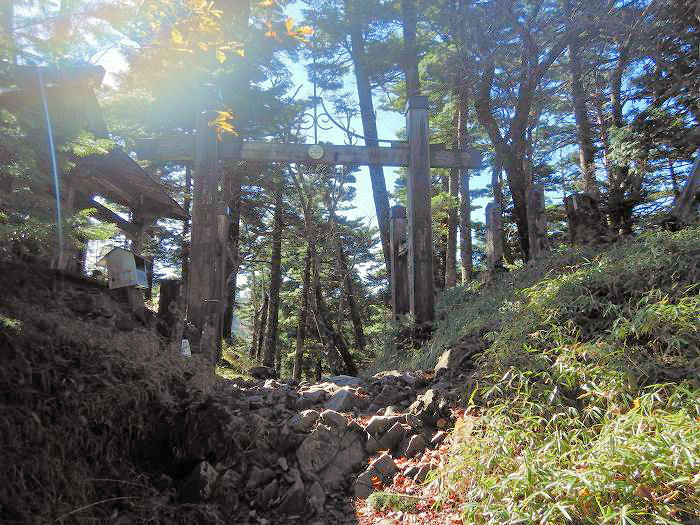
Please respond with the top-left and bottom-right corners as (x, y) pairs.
(176, 368), (469, 524)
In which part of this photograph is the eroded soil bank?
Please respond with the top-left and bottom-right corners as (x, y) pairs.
(0, 262), (469, 525)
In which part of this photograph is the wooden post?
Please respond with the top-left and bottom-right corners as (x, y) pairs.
(405, 95), (434, 323)
(158, 278), (182, 342)
(526, 184), (547, 259)
(187, 84), (223, 362)
(486, 202), (504, 274)
(390, 205), (409, 319)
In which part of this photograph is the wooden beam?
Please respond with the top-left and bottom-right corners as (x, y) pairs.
(136, 137), (482, 169)
(405, 95), (434, 323)
(77, 196), (141, 240)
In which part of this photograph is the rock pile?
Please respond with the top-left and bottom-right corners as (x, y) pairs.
(161, 371), (463, 523)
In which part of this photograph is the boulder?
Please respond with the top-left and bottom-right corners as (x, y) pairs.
(325, 375), (365, 386)
(258, 479), (279, 507)
(297, 426), (340, 475)
(318, 427), (366, 488)
(320, 410), (348, 432)
(373, 384), (407, 407)
(287, 410), (320, 433)
(378, 422), (405, 450)
(278, 469), (305, 514)
(365, 415), (400, 437)
(353, 470), (375, 499)
(324, 388), (361, 412)
(307, 481), (326, 514)
(295, 390), (325, 410)
(414, 463), (432, 483)
(353, 453), (397, 498)
(371, 453), (397, 480)
(408, 387), (449, 427)
(404, 434), (426, 458)
(246, 466), (275, 489)
(180, 461), (219, 502)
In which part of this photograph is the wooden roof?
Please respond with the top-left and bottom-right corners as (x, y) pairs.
(0, 64), (186, 220)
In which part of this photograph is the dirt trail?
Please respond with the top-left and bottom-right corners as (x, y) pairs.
(0, 262), (471, 524)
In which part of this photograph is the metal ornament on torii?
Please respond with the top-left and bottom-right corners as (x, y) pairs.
(137, 86), (480, 355)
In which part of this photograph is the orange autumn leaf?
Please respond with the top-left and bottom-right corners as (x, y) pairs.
(370, 475), (383, 489)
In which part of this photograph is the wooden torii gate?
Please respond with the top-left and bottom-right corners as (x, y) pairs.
(137, 85), (480, 358)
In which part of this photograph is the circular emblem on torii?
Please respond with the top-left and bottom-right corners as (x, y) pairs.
(307, 144), (324, 160)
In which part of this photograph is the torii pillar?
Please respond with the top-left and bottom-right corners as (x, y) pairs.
(405, 96), (434, 323)
(187, 84), (225, 362)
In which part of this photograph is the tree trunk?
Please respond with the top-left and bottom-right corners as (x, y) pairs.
(338, 237), (365, 351)
(256, 290), (269, 362)
(568, 34), (598, 197)
(347, 3), (392, 275)
(291, 169), (358, 376)
(222, 167), (242, 340)
(182, 165), (192, 284)
(292, 247), (311, 381)
(249, 270), (259, 357)
(401, 0), (420, 97)
(262, 177), (284, 368)
(457, 82), (472, 283)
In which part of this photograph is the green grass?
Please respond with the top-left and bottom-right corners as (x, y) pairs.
(431, 228), (700, 524)
(216, 340), (257, 380)
(366, 491), (420, 512)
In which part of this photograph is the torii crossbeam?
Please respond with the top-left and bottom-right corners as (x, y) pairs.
(136, 87), (480, 359)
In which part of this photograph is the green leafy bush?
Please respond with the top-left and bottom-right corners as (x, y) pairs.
(437, 228), (700, 524)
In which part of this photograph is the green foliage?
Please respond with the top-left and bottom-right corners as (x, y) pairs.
(433, 228), (700, 524)
(366, 491), (420, 513)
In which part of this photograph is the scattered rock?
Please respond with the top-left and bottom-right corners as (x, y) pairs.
(287, 410), (320, 433)
(180, 461), (219, 502)
(320, 409), (348, 432)
(378, 421), (405, 450)
(278, 476), (305, 514)
(246, 466), (275, 489)
(325, 375), (365, 386)
(114, 314), (135, 331)
(307, 481), (326, 514)
(408, 387), (449, 427)
(414, 463), (432, 483)
(278, 457), (288, 471)
(404, 434), (426, 458)
(431, 430), (447, 447)
(365, 415), (400, 437)
(212, 469), (240, 510)
(324, 388), (361, 412)
(371, 453), (397, 481)
(295, 389), (325, 410)
(353, 452), (398, 498)
(297, 426), (339, 475)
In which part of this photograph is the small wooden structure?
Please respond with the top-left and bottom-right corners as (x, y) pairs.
(137, 90), (481, 357)
(0, 63), (186, 271)
(96, 247), (150, 289)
